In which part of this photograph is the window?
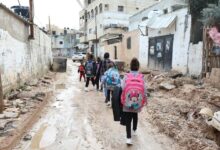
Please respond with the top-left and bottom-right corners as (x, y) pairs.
(146, 27), (148, 36)
(87, 12), (90, 19)
(100, 24), (102, 28)
(118, 6), (124, 12)
(114, 46), (117, 59)
(59, 41), (63, 45)
(99, 4), (103, 13)
(127, 37), (131, 49)
(142, 17), (148, 21)
(104, 4), (109, 11)
(89, 28), (92, 34)
(163, 9), (168, 14)
(91, 9), (94, 18)
(88, 0), (91, 5)
(95, 7), (98, 15)
(52, 31), (56, 35)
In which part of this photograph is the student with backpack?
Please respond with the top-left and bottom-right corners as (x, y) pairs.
(95, 57), (102, 91)
(121, 58), (147, 145)
(85, 54), (96, 92)
(100, 52), (113, 102)
(78, 61), (86, 82)
(103, 62), (120, 107)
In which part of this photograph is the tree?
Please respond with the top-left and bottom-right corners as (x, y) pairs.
(201, 2), (220, 26)
(189, 0), (218, 19)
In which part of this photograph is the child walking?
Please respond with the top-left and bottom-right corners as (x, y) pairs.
(95, 57), (102, 91)
(84, 54), (96, 92)
(78, 61), (85, 82)
(102, 62), (120, 107)
(121, 58), (147, 145)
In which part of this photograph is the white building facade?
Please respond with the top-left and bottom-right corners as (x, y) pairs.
(79, 0), (159, 57)
(128, 0), (203, 76)
(51, 28), (81, 57)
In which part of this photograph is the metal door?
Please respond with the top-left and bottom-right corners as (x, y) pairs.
(148, 35), (174, 71)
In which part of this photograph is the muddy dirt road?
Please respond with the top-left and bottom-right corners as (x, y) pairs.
(13, 60), (179, 150)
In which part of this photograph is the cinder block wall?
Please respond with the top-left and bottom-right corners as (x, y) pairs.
(0, 5), (52, 94)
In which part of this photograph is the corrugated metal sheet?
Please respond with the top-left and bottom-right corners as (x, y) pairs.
(146, 15), (176, 29)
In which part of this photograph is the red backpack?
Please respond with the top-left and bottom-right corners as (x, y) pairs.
(79, 65), (85, 72)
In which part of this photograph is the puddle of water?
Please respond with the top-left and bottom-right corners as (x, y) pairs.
(30, 124), (58, 149)
(39, 126), (57, 149)
(55, 84), (66, 90)
(30, 124), (47, 149)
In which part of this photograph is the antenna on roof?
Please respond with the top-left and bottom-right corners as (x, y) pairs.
(17, 0), (21, 6)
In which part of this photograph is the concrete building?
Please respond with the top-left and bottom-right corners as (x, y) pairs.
(0, 4), (52, 93)
(104, 0), (203, 76)
(79, 0), (159, 57)
(50, 26), (81, 57)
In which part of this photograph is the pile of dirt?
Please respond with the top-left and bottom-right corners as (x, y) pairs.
(0, 73), (54, 146)
(145, 71), (220, 150)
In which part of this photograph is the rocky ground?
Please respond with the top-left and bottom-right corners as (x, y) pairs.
(144, 70), (220, 150)
(0, 73), (55, 149)
(1, 61), (220, 150)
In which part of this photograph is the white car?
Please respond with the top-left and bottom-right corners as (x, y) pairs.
(72, 52), (86, 62)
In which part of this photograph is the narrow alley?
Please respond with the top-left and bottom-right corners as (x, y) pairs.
(13, 60), (178, 150)
(1, 0), (220, 150)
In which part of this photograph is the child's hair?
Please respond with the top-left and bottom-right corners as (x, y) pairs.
(97, 57), (101, 62)
(104, 52), (110, 59)
(88, 54), (94, 60)
(130, 58), (140, 71)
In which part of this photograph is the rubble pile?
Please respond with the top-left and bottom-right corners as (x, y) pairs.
(145, 71), (220, 150)
(0, 74), (54, 143)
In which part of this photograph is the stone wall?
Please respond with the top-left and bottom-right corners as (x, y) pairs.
(0, 4), (52, 93)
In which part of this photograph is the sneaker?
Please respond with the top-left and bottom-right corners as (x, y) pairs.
(126, 138), (133, 145)
(106, 101), (111, 107)
(84, 87), (89, 92)
(132, 130), (137, 136)
(105, 98), (108, 103)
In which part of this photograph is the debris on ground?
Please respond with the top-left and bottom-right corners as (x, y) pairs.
(166, 70), (183, 79)
(23, 134), (32, 141)
(0, 72), (55, 145)
(144, 70), (220, 150)
(159, 82), (176, 90)
(0, 120), (14, 131)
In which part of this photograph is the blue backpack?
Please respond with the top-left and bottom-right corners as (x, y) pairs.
(106, 68), (120, 90)
(86, 61), (94, 76)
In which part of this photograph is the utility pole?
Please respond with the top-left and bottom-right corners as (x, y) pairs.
(29, 0), (34, 39)
(0, 70), (4, 113)
(17, 0), (21, 6)
(48, 16), (51, 35)
(95, 14), (98, 58)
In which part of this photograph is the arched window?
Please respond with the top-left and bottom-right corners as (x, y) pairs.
(95, 6), (98, 15)
(142, 17), (148, 21)
(99, 4), (103, 13)
(87, 12), (90, 19)
(91, 9), (94, 18)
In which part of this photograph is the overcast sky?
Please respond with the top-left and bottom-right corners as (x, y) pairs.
(0, 0), (82, 30)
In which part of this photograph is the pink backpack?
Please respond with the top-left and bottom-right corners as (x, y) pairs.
(121, 73), (147, 113)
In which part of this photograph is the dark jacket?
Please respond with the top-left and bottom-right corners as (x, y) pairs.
(96, 61), (102, 77)
(100, 58), (112, 76)
(112, 86), (123, 122)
